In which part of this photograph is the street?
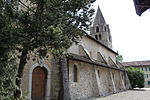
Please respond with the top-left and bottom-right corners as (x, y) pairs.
(93, 88), (150, 100)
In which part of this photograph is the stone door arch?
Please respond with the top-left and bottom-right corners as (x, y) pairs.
(28, 63), (51, 100)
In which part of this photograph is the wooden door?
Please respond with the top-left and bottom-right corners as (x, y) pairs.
(32, 67), (47, 100)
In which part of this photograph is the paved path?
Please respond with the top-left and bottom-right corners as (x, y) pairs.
(93, 88), (150, 100)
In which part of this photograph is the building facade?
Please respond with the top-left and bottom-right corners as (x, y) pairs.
(123, 60), (150, 87)
(21, 6), (130, 100)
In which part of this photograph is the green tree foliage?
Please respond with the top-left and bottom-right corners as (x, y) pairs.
(127, 67), (144, 88)
(0, 1), (18, 99)
(0, 51), (17, 100)
(116, 51), (123, 62)
(1, 0), (96, 99)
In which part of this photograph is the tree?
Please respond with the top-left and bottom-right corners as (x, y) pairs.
(116, 51), (123, 62)
(127, 67), (144, 88)
(0, 50), (17, 100)
(0, 1), (18, 99)
(3, 0), (96, 99)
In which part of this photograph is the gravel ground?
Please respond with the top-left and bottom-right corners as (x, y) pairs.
(92, 88), (150, 100)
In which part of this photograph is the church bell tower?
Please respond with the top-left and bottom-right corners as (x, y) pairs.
(90, 6), (112, 49)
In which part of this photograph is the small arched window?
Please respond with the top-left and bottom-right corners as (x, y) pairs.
(99, 34), (101, 40)
(96, 26), (99, 33)
(112, 73), (115, 79)
(97, 70), (100, 78)
(95, 35), (98, 40)
(109, 35), (111, 42)
(90, 51), (92, 56)
(73, 65), (78, 82)
(104, 26), (107, 31)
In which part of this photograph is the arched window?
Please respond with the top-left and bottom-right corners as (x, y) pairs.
(95, 35), (98, 40)
(96, 26), (99, 33)
(104, 26), (107, 31)
(109, 35), (111, 42)
(112, 72), (115, 79)
(90, 51), (92, 57)
(99, 34), (101, 40)
(97, 70), (100, 78)
(73, 65), (78, 82)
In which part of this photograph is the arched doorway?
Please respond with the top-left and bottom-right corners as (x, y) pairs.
(32, 67), (47, 100)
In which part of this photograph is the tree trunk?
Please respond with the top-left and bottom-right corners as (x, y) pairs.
(59, 56), (71, 100)
(14, 48), (28, 98)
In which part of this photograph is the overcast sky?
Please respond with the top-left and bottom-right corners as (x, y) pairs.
(92, 0), (150, 62)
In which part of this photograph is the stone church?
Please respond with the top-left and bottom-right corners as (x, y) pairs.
(21, 6), (131, 100)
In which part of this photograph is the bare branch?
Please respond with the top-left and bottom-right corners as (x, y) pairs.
(18, 0), (36, 13)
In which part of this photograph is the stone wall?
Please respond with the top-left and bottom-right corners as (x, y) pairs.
(112, 70), (121, 92)
(69, 59), (126, 100)
(20, 53), (128, 100)
(96, 67), (110, 95)
(69, 60), (94, 100)
(21, 55), (60, 100)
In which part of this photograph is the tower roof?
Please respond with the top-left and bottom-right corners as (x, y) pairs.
(94, 6), (106, 25)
